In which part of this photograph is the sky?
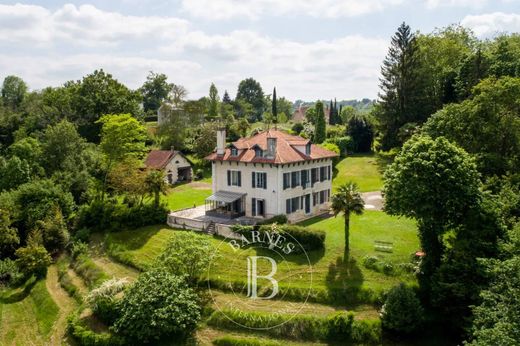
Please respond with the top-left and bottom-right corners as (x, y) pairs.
(0, 1), (519, 101)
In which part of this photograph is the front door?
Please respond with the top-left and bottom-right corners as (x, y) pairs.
(305, 194), (311, 214)
(257, 199), (265, 217)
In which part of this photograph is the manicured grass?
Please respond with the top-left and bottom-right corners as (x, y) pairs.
(0, 277), (60, 345)
(332, 154), (384, 192)
(162, 181), (212, 211)
(106, 211), (419, 304)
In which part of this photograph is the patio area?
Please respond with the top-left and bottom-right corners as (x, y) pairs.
(169, 205), (257, 226)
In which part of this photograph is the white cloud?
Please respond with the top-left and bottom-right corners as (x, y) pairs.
(0, 3), (189, 46)
(0, 3), (388, 100)
(180, 0), (404, 20)
(461, 12), (520, 37)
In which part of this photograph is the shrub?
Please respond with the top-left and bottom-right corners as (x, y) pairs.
(194, 168), (204, 180)
(87, 278), (128, 325)
(15, 244), (51, 278)
(70, 241), (89, 260)
(382, 263), (394, 275)
(37, 206), (70, 254)
(57, 258), (82, 303)
(67, 314), (125, 346)
(71, 253), (109, 288)
(351, 319), (382, 344)
(154, 231), (216, 283)
(213, 336), (283, 346)
(362, 255), (379, 270)
(73, 228), (91, 243)
(113, 269), (201, 343)
(380, 283), (424, 334)
(291, 122), (304, 135)
(320, 142), (340, 165)
(256, 214), (288, 225)
(327, 312), (354, 339)
(0, 258), (22, 285)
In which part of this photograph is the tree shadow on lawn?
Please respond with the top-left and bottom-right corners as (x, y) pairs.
(325, 251), (365, 305)
(245, 244), (326, 266)
(0, 276), (38, 304)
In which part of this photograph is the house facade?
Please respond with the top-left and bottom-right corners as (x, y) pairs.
(205, 129), (337, 222)
(144, 149), (192, 184)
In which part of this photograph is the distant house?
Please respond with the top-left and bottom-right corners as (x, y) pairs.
(205, 129), (338, 222)
(144, 149), (192, 184)
(291, 105), (330, 123)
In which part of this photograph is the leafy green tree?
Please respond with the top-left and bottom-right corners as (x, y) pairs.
(0, 211), (19, 258)
(381, 283), (424, 333)
(489, 39), (520, 78)
(8, 137), (44, 174)
(331, 182), (365, 253)
(376, 22), (424, 150)
(155, 231), (215, 284)
(67, 69), (142, 142)
(236, 78), (264, 121)
(36, 206), (70, 254)
(313, 101), (326, 143)
(423, 77), (520, 176)
(15, 244), (51, 278)
(207, 83), (220, 121)
(0, 156), (31, 191)
(455, 47), (491, 100)
(346, 113), (373, 152)
(113, 268), (201, 342)
(145, 170), (167, 208)
(384, 135), (481, 293)
(97, 114), (146, 198)
(1, 76), (27, 111)
(466, 225), (520, 345)
(140, 71), (173, 116)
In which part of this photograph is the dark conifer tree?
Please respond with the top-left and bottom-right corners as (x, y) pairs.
(222, 90), (231, 104)
(272, 87), (277, 126)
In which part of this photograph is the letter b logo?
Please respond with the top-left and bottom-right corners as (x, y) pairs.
(246, 256), (279, 300)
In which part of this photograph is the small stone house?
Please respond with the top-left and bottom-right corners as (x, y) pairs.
(144, 149), (193, 184)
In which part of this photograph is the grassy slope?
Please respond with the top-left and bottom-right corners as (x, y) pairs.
(0, 277), (60, 345)
(332, 154), (384, 192)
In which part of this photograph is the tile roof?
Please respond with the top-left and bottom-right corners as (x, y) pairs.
(206, 129), (338, 164)
(144, 150), (177, 169)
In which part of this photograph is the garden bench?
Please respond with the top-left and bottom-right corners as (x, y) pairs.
(374, 240), (393, 253)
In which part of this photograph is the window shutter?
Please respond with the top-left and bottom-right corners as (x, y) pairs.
(227, 170), (231, 186)
(238, 171), (242, 186)
(252, 198), (257, 216)
(328, 166), (331, 180)
(252, 172), (256, 188)
(263, 173), (267, 189)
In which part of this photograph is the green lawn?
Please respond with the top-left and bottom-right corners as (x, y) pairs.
(332, 154), (384, 192)
(0, 277), (59, 345)
(106, 210), (418, 304)
(162, 181), (212, 211)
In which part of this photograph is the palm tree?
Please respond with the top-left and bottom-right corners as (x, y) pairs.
(145, 170), (168, 207)
(331, 182), (365, 253)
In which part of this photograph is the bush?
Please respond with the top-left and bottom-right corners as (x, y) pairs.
(207, 309), (380, 343)
(73, 228), (91, 243)
(15, 244), (51, 278)
(0, 258), (22, 285)
(75, 200), (168, 233)
(72, 253), (109, 289)
(155, 231), (216, 283)
(86, 278), (128, 325)
(67, 314), (125, 346)
(380, 283), (424, 334)
(291, 122), (304, 135)
(256, 214), (288, 225)
(232, 224), (325, 253)
(70, 241), (89, 260)
(37, 206), (70, 254)
(113, 269), (201, 343)
(213, 336), (283, 346)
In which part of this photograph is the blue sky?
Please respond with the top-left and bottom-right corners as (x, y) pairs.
(0, 1), (519, 100)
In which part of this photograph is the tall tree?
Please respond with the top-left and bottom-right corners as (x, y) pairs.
(140, 72), (173, 116)
(272, 87), (278, 126)
(1, 76), (27, 111)
(376, 22), (423, 150)
(328, 100), (334, 125)
(222, 90), (231, 104)
(145, 170), (167, 207)
(331, 182), (365, 253)
(236, 78), (264, 122)
(314, 101), (326, 143)
(207, 83), (220, 121)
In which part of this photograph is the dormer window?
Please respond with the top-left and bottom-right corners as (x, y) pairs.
(255, 147), (263, 157)
(231, 147), (238, 156)
(305, 143), (311, 155)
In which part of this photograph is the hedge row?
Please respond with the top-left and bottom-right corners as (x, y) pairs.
(206, 278), (383, 306)
(75, 200), (168, 233)
(57, 258), (83, 304)
(213, 335), (283, 346)
(231, 224), (325, 253)
(67, 314), (125, 346)
(71, 253), (109, 289)
(207, 309), (381, 344)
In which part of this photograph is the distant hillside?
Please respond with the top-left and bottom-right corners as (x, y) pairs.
(293, 99), (375, 114)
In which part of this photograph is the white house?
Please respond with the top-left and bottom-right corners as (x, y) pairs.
(205, 129), (338, 222)
(144, 149), (192, 184)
